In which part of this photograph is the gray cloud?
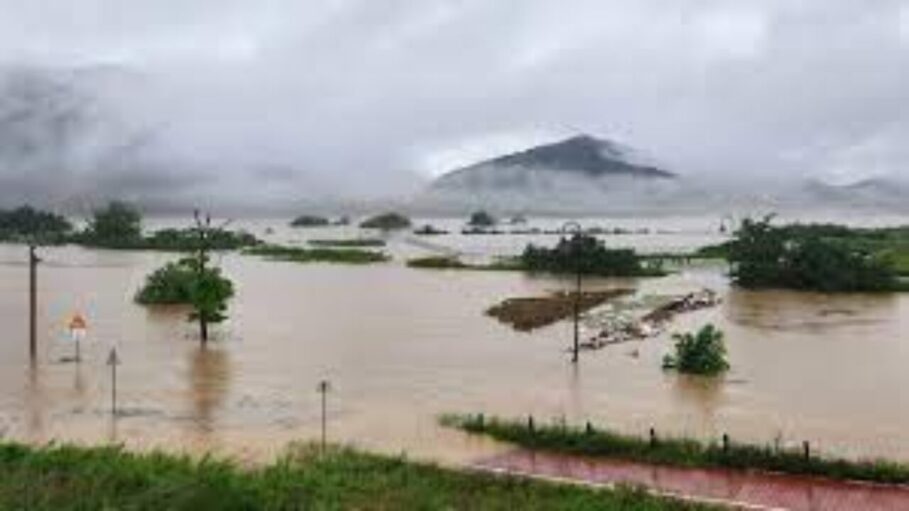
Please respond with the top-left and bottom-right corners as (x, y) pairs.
(0, 0), (907, 211)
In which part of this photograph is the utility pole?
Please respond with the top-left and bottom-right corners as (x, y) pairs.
(28, 245), (40, 362)
(317, 380), (331, 453)
(562, 222), (582, 364)
(107, 347), (120, 416)
(194, 210), (211, 346)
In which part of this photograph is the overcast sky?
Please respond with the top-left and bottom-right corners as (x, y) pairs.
(1, 0), (908, 208)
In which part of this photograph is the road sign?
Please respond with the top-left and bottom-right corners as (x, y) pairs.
(67, 313), (87, 362)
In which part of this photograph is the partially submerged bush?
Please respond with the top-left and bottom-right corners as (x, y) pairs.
(290, 215), (330, 227)
(467, 210), (497, 227)
(662, 324), (729, 376)
(522, 233), (661, 277)
(359, 212), (411, 230)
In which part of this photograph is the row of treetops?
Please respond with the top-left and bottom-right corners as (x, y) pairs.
(3, 204), (908, 292)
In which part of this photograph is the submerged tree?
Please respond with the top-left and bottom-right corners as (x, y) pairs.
(135, 211), (235, 345)
(85, 201), (143, 247)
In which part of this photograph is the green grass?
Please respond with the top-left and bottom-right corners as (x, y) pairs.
(308, 238), (386, 248)
(442, 414), (909, 486)
(406, 255), (526, 272)
(245, 244), (389, 264)
(0, 442), (714, 510)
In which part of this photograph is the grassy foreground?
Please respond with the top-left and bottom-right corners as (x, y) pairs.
(0, 442), (713, 510)
(443, 414), (909, 485)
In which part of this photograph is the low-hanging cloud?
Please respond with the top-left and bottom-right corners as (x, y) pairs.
(0, 0), (907, 212)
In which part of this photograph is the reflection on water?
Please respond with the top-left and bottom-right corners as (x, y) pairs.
(726, 290), (897, 333)
(188, 346), (231, 435)
(1, 217), (909, 465)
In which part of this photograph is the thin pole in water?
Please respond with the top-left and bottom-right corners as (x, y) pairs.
(317, 380), (331, 453)
(28, 245), (39, 362)
(561, 222), (582, 364)
(107, 348), (120, 416)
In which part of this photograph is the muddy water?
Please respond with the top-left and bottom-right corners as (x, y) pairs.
(0, 216), (908, 465)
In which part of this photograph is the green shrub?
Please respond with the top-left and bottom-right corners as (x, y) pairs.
(662, 324), (729, 375)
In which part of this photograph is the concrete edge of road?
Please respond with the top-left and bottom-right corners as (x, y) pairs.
(468, 464), (784, 511)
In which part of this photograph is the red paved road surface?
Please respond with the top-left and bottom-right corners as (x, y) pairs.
(474, 450), (909, 510)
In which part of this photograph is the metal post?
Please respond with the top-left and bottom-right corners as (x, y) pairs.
(317, 380), (330, 453)
(28, 245), (38, 362)
(107, 348), (120, 416)
(573, 268), (581, 363)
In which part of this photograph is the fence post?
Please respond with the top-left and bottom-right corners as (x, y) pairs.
(649, 427), (657, 448)
(803, 441), (810, 461)
(723, 433), (729, 454)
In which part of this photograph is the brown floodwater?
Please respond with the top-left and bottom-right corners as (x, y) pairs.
(1, 215), (908, 465)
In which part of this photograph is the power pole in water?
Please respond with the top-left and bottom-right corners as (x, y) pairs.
(561, 222), (583, 364)
(317, 380), (331, 453)
(28, 245), (40, 362)
(107, 348), (120, 416)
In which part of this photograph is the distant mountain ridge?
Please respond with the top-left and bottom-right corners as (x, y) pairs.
(432, 135), (674, 191)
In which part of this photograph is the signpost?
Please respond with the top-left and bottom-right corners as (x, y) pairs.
(67, 313), (87, 363)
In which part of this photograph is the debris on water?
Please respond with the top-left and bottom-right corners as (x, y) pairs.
(486, 289), (634, 332)
(581, 289), (722, 351)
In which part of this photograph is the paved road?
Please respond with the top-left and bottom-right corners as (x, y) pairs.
(473, 450), (909, 510)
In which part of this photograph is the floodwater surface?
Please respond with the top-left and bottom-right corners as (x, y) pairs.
(1, 216), (908, 465)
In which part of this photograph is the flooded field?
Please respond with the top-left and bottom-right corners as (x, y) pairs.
(1, 215), (909, 465)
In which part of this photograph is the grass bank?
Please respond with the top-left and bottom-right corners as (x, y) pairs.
(245, 244), (389, 264)
(442, 414), (909, 486)
(0, 442), (712, 510)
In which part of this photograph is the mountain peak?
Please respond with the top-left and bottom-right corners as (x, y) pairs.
(432, 134), (674, 188)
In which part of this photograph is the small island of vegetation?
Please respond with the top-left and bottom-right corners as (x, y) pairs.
(0, 205), (73, 243)
(245, 244), (389, 264)
(724, 216), (905, 292)
(359, 212), (411, 230)
(407, 234), (663, 277)
(290, 214), (330, 227)
(522, 233), (663, 277)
